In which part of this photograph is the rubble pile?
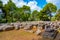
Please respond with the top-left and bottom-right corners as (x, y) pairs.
(0, 21), (60, 40)
(0, 21), (60, 32)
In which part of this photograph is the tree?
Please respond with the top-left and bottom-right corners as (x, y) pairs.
(19, 5), (31, 21)
(39, 10), (49, 21)
(55, 9), (60, 21)
(11, 5), (31, 22)
(3, 0), (17, 22)
(0, 0), (5, 23)
(0, 0), (3, 9)
(30, 10), (39, 21)
(51, 17), (56, 21)
(42, 3), (57, 21)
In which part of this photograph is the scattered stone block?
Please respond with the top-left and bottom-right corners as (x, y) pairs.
(24, 25), (32, 30)
(35, 29), (41, 35)
(42, 30), (58, 40)
(3, 25), (15, 31)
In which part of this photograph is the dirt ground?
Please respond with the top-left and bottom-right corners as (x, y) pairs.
(0, 29), (42, 40)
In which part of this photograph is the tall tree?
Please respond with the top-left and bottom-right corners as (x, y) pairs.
(42, 3), (57, 21)
(19, 5), (31, 21)
(3, 0), (17, 22)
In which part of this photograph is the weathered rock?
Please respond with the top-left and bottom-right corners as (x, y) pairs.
(19, 25), (22, 28)
(35, 29), (41, 35)
(21, 23), (27, 29)
(24, 24), (32, 30)
(0, 26), (4, 32)
(13, 23), (21, 30)
(45, 24), (52, 32)
(3, 25), (14, 31)
(14, 25), (20, 30)
(0, 21), (60, 33)
(38, 23), (45, 29)
(42, 30), (58, 40)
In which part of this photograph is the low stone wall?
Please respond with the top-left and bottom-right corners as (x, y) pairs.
(0, 21), (60, 32)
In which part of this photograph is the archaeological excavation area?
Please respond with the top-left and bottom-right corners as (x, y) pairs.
(0, 21), (60, 40)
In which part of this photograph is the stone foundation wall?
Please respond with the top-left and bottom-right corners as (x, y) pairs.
(0, 21), (60, 32)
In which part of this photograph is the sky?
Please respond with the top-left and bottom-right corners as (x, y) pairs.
(1, 0), (60, 11)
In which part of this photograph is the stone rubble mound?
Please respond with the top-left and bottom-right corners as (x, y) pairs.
(0, 21), (60, 34)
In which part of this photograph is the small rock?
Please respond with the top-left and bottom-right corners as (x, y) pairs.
(35, 29), (41, 35)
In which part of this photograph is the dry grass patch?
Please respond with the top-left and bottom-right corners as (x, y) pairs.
(0, 29), (40, 40)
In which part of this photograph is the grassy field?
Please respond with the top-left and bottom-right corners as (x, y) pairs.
(0, 29), (42, 40)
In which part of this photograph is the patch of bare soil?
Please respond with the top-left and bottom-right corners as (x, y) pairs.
(0, 29), (42, 40)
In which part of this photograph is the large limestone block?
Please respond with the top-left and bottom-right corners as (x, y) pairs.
(24, 25), (32, 30)
(3, 25), (14, 31)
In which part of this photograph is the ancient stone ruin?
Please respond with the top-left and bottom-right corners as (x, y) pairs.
(0, 21), (60, 32)
(0, 21), (60, 40)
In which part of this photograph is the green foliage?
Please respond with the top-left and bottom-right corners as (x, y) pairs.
(55, 14), (60, 21)
(0, 0), (58, 23)
(39, 10), (50, 21)
(21, 5), (31, 21)
(43, 3), (57, 12)
(0, 19), (6, 23)
(30, 10), (39, 21)
(0, 0), (3, 8)
(42, 3), (57, 20)
(2, 0), (17, 22)
(51, 17), (56, 21)
(55, 9), (60, 21)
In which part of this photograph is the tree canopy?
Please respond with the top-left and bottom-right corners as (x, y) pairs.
(55, 9), (60, 21)
(42, 3), (57, 20)
(0, 0), (60, 23)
